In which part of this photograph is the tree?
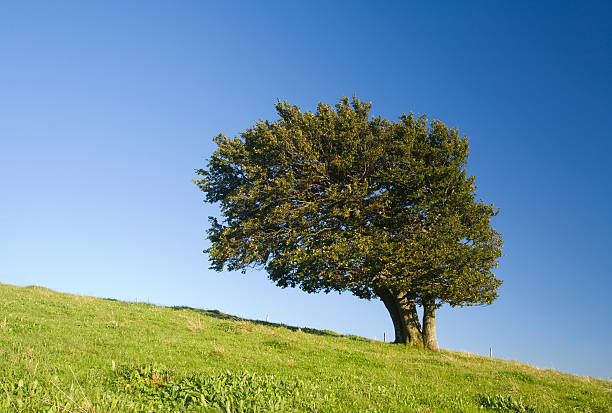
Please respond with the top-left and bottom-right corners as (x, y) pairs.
(195, 97), (502, 351)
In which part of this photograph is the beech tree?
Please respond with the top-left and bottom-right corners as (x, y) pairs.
(195, 97), (502, 350)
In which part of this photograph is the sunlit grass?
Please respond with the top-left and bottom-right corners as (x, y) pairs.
(0, 284), (609, 412)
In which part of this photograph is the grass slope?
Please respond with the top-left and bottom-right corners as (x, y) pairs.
(0, 284), (609, 412)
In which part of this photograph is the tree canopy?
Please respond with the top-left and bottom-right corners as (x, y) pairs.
(195, 97), (502, 350)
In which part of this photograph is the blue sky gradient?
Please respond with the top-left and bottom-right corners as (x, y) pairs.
(1, 1), (611, 378)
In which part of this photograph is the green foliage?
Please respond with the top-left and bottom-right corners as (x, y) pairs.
(0, 284), (610, 412)
(478, 394), (539, 412)
(195, 96), (503, 310)
(114, 365), (301, 412)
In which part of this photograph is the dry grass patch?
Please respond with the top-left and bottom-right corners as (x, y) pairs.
(441, 354), (457, 362)
(187, 317), (204, 332)
(237, 320), (253, 333)
(212, 345), (225, 356)
(176, 313), (205, 332)
(71, 295), (94, 302)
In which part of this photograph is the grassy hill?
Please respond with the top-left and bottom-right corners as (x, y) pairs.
(0, 284), (609, 412)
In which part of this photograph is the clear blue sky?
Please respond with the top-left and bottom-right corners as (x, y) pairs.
(1, 1), (610, 379)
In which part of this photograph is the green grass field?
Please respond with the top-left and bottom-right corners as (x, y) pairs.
(0, 283), (609, 412)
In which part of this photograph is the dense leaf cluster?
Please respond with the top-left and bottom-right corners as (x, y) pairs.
(196, 97), (502, 309)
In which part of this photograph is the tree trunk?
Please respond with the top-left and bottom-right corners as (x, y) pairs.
(376, 287), (407, 343)
(396, 292), (423, 347)
(422, 297), (439, 351)
(376, 288), (422, 346)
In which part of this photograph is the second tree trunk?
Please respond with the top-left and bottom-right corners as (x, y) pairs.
(422, 297), (439, 351)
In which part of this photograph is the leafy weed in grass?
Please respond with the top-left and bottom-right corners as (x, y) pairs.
(114, 365), (301, 412)
(478, 394), (538, 412)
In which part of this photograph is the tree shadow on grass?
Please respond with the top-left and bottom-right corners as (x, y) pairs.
(170, 305), (366, 340)
(95, 297), (373, 343)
